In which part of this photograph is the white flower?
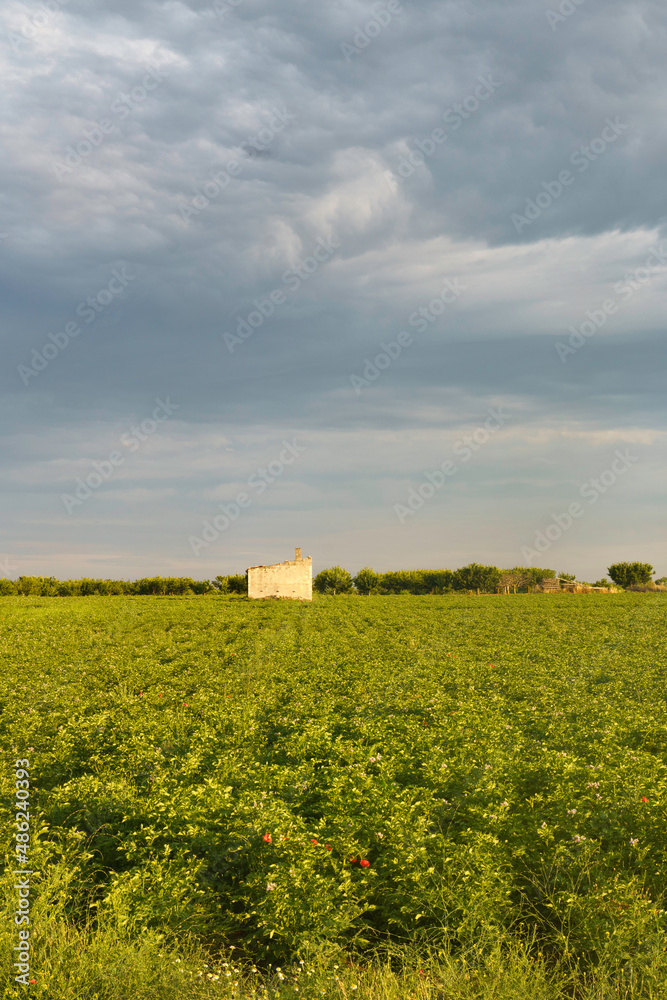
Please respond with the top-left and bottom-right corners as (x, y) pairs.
(266, 882), (276, 891)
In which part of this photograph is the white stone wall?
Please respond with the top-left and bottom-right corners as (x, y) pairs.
(247, 555), (312, 601)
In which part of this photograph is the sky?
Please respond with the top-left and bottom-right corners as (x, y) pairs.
(1, 0), (666, 583)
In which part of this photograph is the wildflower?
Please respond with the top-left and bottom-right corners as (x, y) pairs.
(325, 844), (332, 851)
(642, 796), (649, 803)
(266, 882), (277, 891)
(630, 838), (639, 847)
(184, 702), (188, 707)
(310, 838), (318, 846)
(541, 821), (547, 829)
(263, 834), (272, 843)
(360, 859), (370, 867)
(567, 808), (577, 816)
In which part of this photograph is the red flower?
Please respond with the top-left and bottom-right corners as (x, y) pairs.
(139, 691), (143, 696)
(349, 857), (357, 864)
(359, 859), (370, 868)
(642, 796), (649, 803)
(310, 838), (318, 846)
(29, 979), (36, 984)
(159, 693), (163, 698)
(263, 834), (272, 843)
(325, 844), (332, 851)
(184, 702), (188, 707)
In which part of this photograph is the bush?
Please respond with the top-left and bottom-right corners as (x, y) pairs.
(314, 567), (354, 595)
(608, 562), (654, 588)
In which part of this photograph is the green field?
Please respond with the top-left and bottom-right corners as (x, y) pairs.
(2, 594), (667, 999)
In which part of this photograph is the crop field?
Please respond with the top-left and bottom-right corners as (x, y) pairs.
(1, 593), (667, 999)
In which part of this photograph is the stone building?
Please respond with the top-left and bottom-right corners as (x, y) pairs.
(247, 547), (312, 601)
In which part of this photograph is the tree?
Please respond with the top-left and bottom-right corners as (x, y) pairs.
(452, 564), (501, 594)
(314, 567), (353, 596)
(226, 574), (248, 594)
(558, 572), (576, 582)
(353, 567), (381, 595)
(422, 569), (454, 594)
(500, 568), (530, 594)
(607, 562), (654, 588)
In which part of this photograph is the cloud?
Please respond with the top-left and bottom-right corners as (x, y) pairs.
(0, 0), (666, 580)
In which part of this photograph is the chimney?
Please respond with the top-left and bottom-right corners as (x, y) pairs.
(295, 547), (301, 560)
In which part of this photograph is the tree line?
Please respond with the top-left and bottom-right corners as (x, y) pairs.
(0, 562), (659, 598)
(317, 562), (660, 595)
(0, 575), (247, 597)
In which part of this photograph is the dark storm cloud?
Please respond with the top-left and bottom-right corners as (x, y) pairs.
(0, 0), (666, 578)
